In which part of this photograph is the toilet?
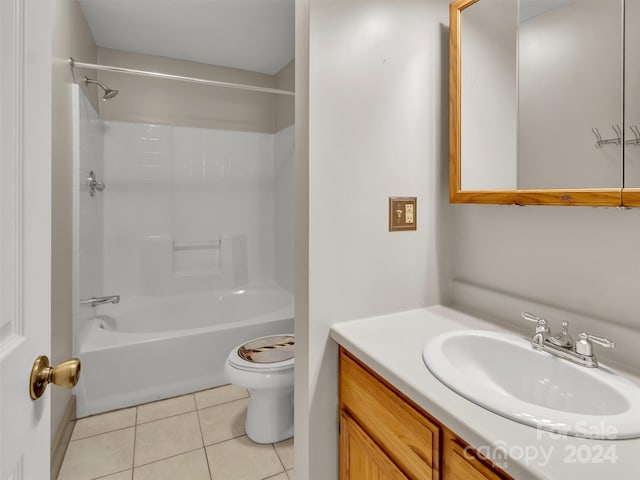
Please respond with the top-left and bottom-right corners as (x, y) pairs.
(224, 334), (294, 444)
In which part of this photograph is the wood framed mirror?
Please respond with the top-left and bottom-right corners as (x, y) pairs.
(622, 0), (640, 206)
(449, 0), (624, 206)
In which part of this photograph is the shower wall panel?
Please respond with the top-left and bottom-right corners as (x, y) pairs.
(72, 85), (104, 352)
(102, 121), (276, 297)
(274, 125), (295, 293)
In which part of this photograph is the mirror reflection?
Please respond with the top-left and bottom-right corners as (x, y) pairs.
(460, 0), (623, 192)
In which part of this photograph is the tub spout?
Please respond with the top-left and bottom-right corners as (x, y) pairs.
(80, 295), (120, 307)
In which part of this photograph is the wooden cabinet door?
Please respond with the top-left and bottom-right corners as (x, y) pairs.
(340, 412), (410, 480)
(443, 430), (511, 480)
(340, 349), (440, 479)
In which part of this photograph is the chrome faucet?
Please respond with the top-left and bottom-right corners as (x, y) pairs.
(521, 312), (614, 368)
(80, 295), (120, 307)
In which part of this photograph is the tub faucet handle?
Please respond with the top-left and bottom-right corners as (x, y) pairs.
(80, 295), (120, 307)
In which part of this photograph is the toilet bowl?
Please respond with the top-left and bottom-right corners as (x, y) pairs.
(224, 334), (294, 444)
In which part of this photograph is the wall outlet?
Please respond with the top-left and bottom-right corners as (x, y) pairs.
(389, 197), (417, 231)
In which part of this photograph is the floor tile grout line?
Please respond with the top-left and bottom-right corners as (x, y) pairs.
(77, 390), (199, 423)
(195, 394), (250, 412)
(136, 407), (199, 427)
(132, 406), (138, 472)
(131, 446), (207, 470)
(75, 390), (248, 429)
(135, 393), (196, 425)
(76, 405), (137, 422)
(91, 466), (132, 480)
(70, 424), (137, 443)
(203, 432), (248, 449)
(261, 472), (287, 480)
(194, 401), (213, 480)
(203, 444), (214, 480)
(75, 386), (246, 422)
(272, 443), (287, 472)
(136, 410), (195, 426)
(131, 395), (248, 428)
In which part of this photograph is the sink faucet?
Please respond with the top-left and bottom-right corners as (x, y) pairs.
(521, 312), (614, 368)
(80, 295), (120, 307)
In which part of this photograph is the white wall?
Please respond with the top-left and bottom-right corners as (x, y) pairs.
(518, 0), (622, 189)
(102, 121), (278, 297)
(296, 0), (451, 477)
(274, 125), (296, 293)
(461, 0), (517, 190)
(72, 86), (104, 350)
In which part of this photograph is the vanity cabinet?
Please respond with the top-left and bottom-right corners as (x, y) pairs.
(442, 430), (508, 480)
(340, 412), (410, 480)
(339, 348), (512, 480)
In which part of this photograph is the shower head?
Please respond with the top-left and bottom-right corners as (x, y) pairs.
(84, 77), (119, 101)
(102, 88), (119, 100)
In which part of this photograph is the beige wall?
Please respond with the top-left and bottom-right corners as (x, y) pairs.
(276, 59), (295, 132)
(51, 0), (97, 442)
(97, 48), (281, 133)
(452, 205), (640, 341)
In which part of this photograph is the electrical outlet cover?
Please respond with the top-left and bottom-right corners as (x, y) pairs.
(389, 197), (417, 231)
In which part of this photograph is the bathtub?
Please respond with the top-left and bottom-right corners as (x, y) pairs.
(75, 285), (294, 417)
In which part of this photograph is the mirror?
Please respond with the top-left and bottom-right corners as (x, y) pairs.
(450, 0), (625, 205)
(624, 0), (640, 205)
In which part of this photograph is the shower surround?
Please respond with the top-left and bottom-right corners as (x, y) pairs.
(102, 120), (278, 296)
(72, 87), (294, 416)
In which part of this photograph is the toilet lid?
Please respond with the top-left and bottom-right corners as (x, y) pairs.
(229, 334), (295, 371)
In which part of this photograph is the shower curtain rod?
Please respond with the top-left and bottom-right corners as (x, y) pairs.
(69, 58), (295, 96)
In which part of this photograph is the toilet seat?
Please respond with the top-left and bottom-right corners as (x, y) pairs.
(228, 334), (294, 373)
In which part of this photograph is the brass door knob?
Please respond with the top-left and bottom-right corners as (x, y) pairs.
(29, 355), (81, 400)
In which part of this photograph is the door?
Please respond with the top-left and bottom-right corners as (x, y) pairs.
(1, 0), (52, 479)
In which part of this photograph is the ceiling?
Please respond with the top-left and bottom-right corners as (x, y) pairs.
(78, 0), (295, 75)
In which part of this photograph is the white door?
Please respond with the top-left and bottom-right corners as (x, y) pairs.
(1, 0), (53, 479)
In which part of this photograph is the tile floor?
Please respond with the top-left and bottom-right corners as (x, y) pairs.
(58, 385), (294, 480)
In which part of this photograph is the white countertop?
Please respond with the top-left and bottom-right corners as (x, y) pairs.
(330, 305), (640, 480)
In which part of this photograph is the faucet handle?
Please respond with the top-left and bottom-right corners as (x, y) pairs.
(521, 312), (549, 333)
(576, 332), (615, 356)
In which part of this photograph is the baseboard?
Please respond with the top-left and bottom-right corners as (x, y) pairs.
(51, 395), (76, 480)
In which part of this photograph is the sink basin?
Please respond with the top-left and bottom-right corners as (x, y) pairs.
(423, 330), (640, 439)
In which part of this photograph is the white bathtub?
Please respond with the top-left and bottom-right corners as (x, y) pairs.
(75, 285), (294, 417)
